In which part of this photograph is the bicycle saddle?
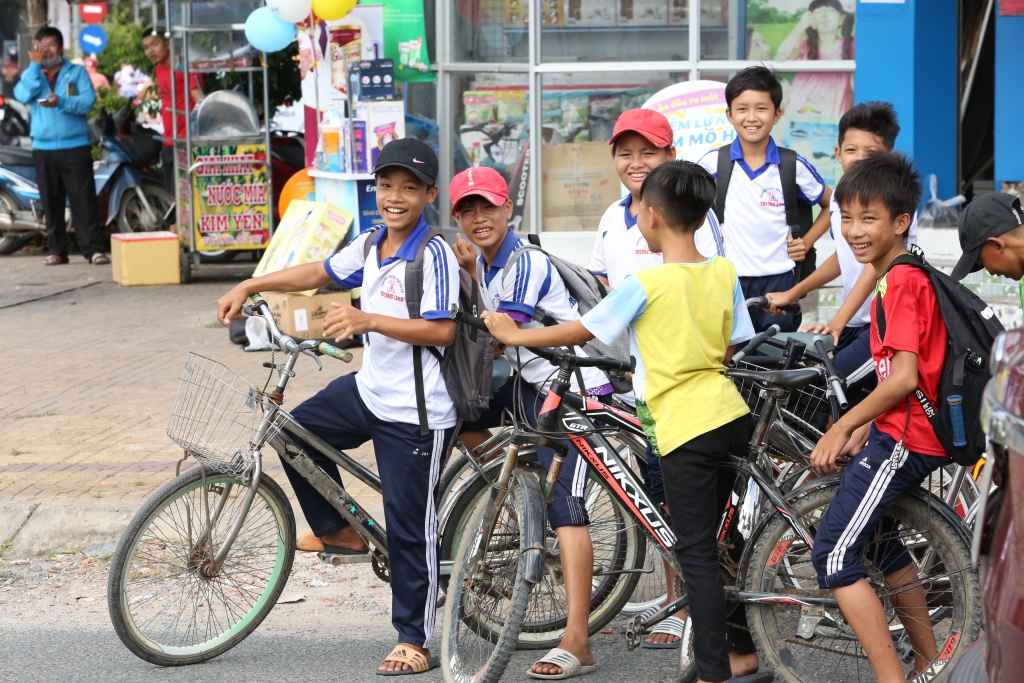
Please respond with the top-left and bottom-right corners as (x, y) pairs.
(726, 366), (823, 389)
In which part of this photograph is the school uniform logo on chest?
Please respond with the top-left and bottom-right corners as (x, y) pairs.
(380, 274), (405, 302)
(759, 187), (785, 208)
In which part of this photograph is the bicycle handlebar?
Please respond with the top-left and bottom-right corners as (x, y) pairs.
(746, 296), (801, 315)
(451, 307), (635, 374)
(814, 336), (848, 412)
(244, 294), (353, 363)
(732, 324), (781, 364)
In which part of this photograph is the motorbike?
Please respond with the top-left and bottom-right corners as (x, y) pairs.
(0, 104), (174, 255)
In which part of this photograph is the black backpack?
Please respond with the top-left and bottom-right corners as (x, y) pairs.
(362, 228), (494, 433)
(714, 145), (816, 283)
(875, 247), (1004, 466)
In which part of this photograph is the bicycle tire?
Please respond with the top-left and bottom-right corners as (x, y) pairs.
(745, 485), (981, 683)
(108, 466), (296, 666)
(676, 614), (698, 683)
(439, 462), (645, 649)
(442, 469), (541, 683)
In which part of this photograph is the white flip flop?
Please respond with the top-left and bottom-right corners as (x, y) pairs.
(641, 615), (686, 649)
(526, 647), (596, 680)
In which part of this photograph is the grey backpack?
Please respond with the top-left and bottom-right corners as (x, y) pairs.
(487, 234), (632, 393)
(362, 228), (494, 433)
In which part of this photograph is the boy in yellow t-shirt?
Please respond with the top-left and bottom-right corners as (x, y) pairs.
(483, 160), (756, 683)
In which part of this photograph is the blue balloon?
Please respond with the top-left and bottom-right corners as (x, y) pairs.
(244, 7), (296, 54)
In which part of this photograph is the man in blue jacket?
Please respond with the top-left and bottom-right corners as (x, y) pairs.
(14, 27), (107, 265)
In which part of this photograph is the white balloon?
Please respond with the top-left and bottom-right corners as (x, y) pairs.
(267, 0), (312, 24)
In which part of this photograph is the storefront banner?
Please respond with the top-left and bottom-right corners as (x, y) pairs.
(187, 144), (271, 251)
(382, 0), (435, 82)
(642, 81), (734, 161)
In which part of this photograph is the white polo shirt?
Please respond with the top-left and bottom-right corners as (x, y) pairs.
(477, 230), (609, 394)
(324, 217), (459, 430)
(830, 194), (920, 328)
(697, 137), (825, 279)
(589, 194), (726, 289)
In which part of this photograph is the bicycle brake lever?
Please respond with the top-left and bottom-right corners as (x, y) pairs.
(301, 347), (323, 371)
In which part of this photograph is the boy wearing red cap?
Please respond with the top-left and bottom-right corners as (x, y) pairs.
(450, 166), (611, 679)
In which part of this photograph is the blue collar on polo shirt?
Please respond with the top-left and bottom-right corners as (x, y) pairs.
(372, 215), (430, 266)
(478, 228), (522, 286)
(621, 194), (638, 229)
(730, 135), (781, 181)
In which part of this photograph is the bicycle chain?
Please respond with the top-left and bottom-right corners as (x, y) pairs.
(371, 549), (391, 583)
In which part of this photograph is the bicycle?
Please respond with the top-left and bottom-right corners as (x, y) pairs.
(108, 294), (436, 666)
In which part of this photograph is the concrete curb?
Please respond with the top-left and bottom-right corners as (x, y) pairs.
(0, 502), (136, 559)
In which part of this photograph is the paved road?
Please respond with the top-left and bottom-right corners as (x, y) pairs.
(0, 553), (681, 683)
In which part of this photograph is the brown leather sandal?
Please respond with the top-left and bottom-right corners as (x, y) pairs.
(377, 644), (439, 676)
(43, 254), (67, 265)
(295, 529), (368, 555)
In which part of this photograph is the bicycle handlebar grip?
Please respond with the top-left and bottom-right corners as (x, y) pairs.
(318, 342), (353, 363)
(813, 336), (849, 410)
(450, 306), (489, 333)
(733, 324), (781, 364)
(746, 296), (801, 315)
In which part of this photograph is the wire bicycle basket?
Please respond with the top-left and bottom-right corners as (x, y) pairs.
(732, 359), (831, 434)
(167, 353), (282, 476)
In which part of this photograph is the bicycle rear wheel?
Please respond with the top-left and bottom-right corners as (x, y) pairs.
(108, 466), (296, 666)
(442, 469), (542, 683)
(745, 485), (980, 683)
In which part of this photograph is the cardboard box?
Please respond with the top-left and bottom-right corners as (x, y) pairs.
(110, 231), (181, 286)
(354, 100), (406, 169)
(541, 215), (604, 232)
(262, 290), (353, 340)
(619, 0), (668, 25)
(541, 142), (622, 217)
(253, 201), (354, 295)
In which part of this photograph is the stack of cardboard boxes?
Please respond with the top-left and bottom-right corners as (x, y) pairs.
(541, 141), (622, 231)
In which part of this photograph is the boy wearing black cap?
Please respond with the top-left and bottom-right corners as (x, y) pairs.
(951, 193), (1024, 302)
(217, 138), (459, 675)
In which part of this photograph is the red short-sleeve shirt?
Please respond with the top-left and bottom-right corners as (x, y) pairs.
(870, 263), (948, 456)
(155, 63), (203, 146)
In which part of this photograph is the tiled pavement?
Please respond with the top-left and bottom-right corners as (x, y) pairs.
(0, 254), (380, 532)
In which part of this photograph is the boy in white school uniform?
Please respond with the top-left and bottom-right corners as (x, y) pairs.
(217, 138), (459, 676)
(450, 166), (611, 679)
(697, 66), (832, 333)
(764, 102), (918, 407)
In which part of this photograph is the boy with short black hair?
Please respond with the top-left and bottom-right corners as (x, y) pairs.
(217, 138), (459, 676)
(765, 102), (918, 407)
(951, 192), (1024, 293)
(810, 150), (943, 683)
(450, 165), (609, 679)
(698, 65), (832, 333)
(483, 161), (761, 683)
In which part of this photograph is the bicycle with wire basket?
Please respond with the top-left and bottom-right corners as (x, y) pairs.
(105, 293), (439, 666)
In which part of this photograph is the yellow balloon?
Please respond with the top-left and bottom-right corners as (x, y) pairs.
(312, 0), (356, 21)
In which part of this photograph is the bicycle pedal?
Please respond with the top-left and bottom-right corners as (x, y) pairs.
(624, 616), (643, 651)
(317, 551), (373, 566)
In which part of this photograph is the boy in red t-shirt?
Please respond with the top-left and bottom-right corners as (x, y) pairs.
(141, 26), (203, 202)
(810, 150), (943, 683)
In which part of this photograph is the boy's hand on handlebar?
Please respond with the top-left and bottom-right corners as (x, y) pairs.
(764, 291), (796, 316)
(453, 234), (478, 274)
(787, 236), (807, 262)
(481, 310), (520, 345)
(217, 286), (250, 327)
(323, 303), (374, 341)
(801, 322), (840, 346)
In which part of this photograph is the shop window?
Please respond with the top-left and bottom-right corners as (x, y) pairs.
(451, 0), (529, 62)
(541, 1), (690, 62)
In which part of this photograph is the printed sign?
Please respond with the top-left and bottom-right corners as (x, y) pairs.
(642, 80), (734, 161)
(78, 25), (108, 54)
(188, 144), (271, 251)
(78, 3), (108, 24)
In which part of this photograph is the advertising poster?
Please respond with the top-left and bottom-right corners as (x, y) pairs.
(642, 81), (733, 161)
(783, 119), (840, 187)
(190, 144), (271, 251)
(382, 0), (435, 82)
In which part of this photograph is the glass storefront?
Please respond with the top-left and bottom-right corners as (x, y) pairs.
(430, 0), (856, 234)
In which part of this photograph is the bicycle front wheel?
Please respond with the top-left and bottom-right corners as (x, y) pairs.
(745, 485), (981, 683)
(107, 466), (296, 666)
(442, 469), (543, 683)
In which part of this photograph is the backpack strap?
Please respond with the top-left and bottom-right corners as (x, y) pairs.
(361, 226), (385, 262)
(777, 147), (801, 235)
(403, 228), (444, 436)
(714, 145), (733, 225)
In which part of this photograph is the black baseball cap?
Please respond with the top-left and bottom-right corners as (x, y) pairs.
(372, 138), (438, 185)
(951, 192), (1024, 281)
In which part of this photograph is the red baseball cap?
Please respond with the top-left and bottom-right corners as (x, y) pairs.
(609, 108), (674, 148)
(449, 166), (509, 216)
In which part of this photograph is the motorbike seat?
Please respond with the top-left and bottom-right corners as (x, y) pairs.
(0, 146), (36, 167)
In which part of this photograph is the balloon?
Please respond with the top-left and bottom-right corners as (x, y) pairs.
(267, 0), (313, 24)
(279, 167), (317, 218)
(244, 7), (296, 54)
(312, 0), (357, 22)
